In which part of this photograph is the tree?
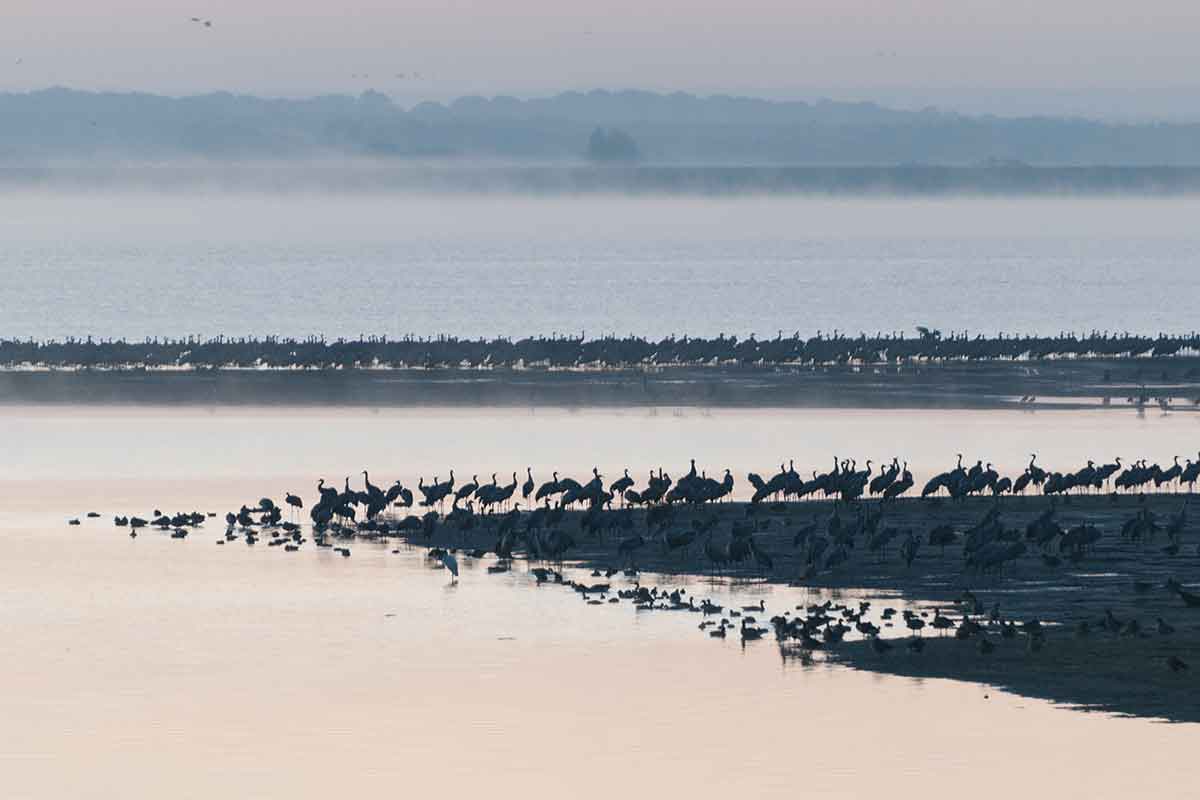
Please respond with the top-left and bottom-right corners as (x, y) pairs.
(586, 127), (640, 163)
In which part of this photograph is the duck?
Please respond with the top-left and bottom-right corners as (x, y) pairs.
(930, 608), (956, 634)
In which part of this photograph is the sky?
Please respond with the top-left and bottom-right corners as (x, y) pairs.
(4, 1), (1200, 118)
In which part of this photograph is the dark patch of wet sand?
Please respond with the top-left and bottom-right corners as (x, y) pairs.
(395, 493), (1200, 721)
(3, 357), (1200, 409)
(832, 634), (1200, 723)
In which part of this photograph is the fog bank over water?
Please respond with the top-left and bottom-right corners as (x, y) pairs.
(3, 190), (1199, 341)
(10, 163), (1200, 195)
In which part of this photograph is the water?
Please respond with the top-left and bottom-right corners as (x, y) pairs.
(1, 405), (1196, 798)
(5, 405), (1197, 490)
(3, 191), (1200, 340)
(3, 516), (1191, 799)
(6, 182), (1200, 798)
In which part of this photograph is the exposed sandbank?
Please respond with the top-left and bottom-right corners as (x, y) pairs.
(3, 357), (1199, 409)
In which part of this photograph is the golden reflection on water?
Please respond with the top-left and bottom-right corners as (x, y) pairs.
(1, 408), (1197, 798)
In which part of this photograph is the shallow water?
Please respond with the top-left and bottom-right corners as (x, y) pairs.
(2, 406), (1197, 798)
(5, 404), (1196, 492)
(2, 484), (1195, 799)
(3, 191), (1200, 340)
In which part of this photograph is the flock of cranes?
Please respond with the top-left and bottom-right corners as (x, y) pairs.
(300, 461), (742, 528)
(96, 452), (1199, 678)
(107, 451), (1197, 590)
(284, 452), (1200, 533)
(102, 453), (1197, 559)
(249, 453), (1191, 587)
(8, 329), (1200, 369)
(98, 450), (1200, 554)
(747, 459), (914, 503)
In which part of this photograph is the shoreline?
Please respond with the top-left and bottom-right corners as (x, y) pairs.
(2, 358), (1199, 409)
(386, 494), (1200, 722)
(830, 634), (1198, 723)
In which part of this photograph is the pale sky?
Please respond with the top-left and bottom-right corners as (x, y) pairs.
(3, 1), (1200, 116)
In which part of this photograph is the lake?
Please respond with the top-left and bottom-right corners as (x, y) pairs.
(5, 182), (1200, 798)
(3, 191), (1200, 341)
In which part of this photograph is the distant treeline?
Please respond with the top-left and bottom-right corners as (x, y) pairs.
(8, 164), (1200, 195)
(6, 87), (1200, 166)
(4, 332), (1199, 370)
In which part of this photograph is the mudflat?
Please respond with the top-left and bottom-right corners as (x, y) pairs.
(386, 492), (1200, 721)
(2, 356), (1199, 409)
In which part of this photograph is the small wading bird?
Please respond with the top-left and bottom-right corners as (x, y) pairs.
(440, 551), (459, 581)
(285, 492), (303, 520)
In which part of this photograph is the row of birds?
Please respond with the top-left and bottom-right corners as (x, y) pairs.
(918, 453), (1200, 500)
(101, 468), (1199, 601)
(94, 449), (1199, 584)
(101, 451), (1199, 540)
(18, 330), (1200, 369)
(291, 452), (1200, 530)
(300, 463), (738, 528)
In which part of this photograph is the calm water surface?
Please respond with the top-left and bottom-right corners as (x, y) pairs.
(1, 406), (1197, 798)
(2, 192), (1199, 340)
(5, 404), (1197, 489)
